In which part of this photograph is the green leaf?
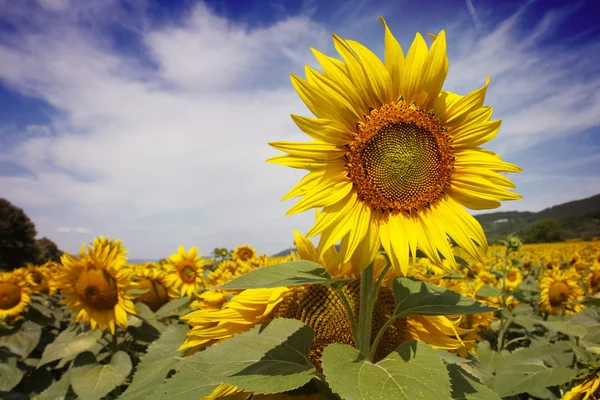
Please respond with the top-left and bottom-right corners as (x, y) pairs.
(0, 357), (23, 392)
(120, 325), (188, 400)
(154, 297), (191, 319)
(447, 364), (500, 400)
(476, 342), (505, 375)
(436, 349), (472, 365)
(537, 320), (588, 338)
(71, 351), (132, 400)
(152, 318), (315, 399)
(475, 285), (501, 298)
(39, 329), (103, 367)
(392, 277), (497, 317)
(0, 321), (41, 358)
(215, 261), (331, 290)
(321, 341), (451, 400)
(127, 288), (149, 296)
(492, 365), (576, 397)
(35, 371), (73, 400)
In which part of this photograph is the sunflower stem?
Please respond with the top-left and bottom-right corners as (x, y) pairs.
(111, 329), (118, 354)
(332, 284), (357, 342)
(497, 245), (511, 350)
(370, 314), (400, 361)
(357, 261), (375, 360)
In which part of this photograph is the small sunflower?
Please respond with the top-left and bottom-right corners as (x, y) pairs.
(163, 246), (207, 298)
(56, 237), (137, 333)
(268, 18), (521, 275)
(133, 268), (175, 311)
(539, 266), (584, 315)
(231, 244), (257, 262)
(562, 372), (600, 400)
(0, 270), (34, 321)
(504, 267), (523, 291)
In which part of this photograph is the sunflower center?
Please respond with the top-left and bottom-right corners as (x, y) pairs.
(271, 280), (405, 370)
(506, 271), (518, 282)
(548, 281), (571, 306)
(179, 265), (197, 283)
(0, 282), (22, 310)
(347, 103), (453, 214)
(138, 278), (170, 311)
(31, 270), (43, 285)
(75, 268), (119, 310)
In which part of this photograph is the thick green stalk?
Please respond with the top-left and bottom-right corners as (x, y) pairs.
(356, 262), (375, 360)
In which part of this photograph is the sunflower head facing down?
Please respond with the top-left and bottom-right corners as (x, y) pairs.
(0, 269), (34, 321)
(268, 18), (521, 275)
(232, 244), (257, 262)
(163, 246), (207, 298)
(132, 268), (175, 311)
(539, 266), (584, 315)
(56, 237), (137, 334)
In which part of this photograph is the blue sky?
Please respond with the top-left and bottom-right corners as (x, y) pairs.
(1, 0), (599, 259)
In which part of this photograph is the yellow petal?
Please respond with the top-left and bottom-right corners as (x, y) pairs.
(346, 39), (394, 105)
(268, 141), (346, 161)
(291, 114), (352, 146)
(378, 16), (404, 102)
(416, 30), (448, 111)
(285, 179), (353, 215)
(444, 77), (490, 125)
(293, 229), (318, 262)
(307, 191), (358, 237)
(399, 33), (428, 105)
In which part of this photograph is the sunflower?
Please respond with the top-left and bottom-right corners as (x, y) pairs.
(563, 372), (600, 400)
(181, 230), (470, 368)
(504, 267), (523, 291)
(587, 262), (600, 294)
(268, 18), (521, 275)
(0, 270), (34, 320)
(163, 246), (207, 298)
(56, 237), (137, 333)
(133, 268), (175, 311)
(539, 266), (584, 315)
(231, 245), (257, 263)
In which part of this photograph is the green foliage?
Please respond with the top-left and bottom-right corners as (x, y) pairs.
(153, 318), (316, 398)
(321, 341), (451, 400)
(36, 237), (63, 264)
(0, 321), (41, 358)
(215, 260), (332, 289)
(0, 198), (40, 270)
(447, 365), (500, 400)
(120, 325), (188, 400)
(525, 218), (564, 243)
(0, 358), (23, 392)
(39, 329), (103, 367)
(392, 277), (497, 317)
(70, 351), (132, 400)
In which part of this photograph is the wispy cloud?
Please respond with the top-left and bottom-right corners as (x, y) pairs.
(57, 227), (91, 234)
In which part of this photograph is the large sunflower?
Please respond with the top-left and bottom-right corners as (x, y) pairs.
(268, 18), (521, 274)
(539, 266), (584, 315)
(0, 269), (34, 321)
(163, 246), (207, 298)
(56, 237), (137, 333)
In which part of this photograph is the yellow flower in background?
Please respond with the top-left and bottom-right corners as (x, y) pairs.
(0, 270), (34, 320)
(163, 246), (207, 298)
(562, 372), (600, 400)
(539, 266), (584, 315)
(268, 18), (521, 275)
(133, 268), (175, 311)
(56, 237), (136, 333)
(504, 267), (523, 291)
(231, 244), (257, 262)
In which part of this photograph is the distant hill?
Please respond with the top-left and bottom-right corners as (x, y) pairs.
(272, 194), (600, 255)
(475, 193), (600, 243)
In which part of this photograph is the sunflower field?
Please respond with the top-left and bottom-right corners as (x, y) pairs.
(2, 17), (600, 400)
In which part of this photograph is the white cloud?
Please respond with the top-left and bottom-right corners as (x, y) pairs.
(57, 227), (91, 234)
(0, 1), (599, 258)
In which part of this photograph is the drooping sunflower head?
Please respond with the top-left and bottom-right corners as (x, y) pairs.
(163, 246), (207, 298)
(232, 244), (257, 262)
(132, 268), (175, 311)
(56, 237), (137, 333)
(269, 18), (521, 275)
(539, 266), (584, 315)
(562, 372), (600, 400)
(0, 270), (33, 321)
